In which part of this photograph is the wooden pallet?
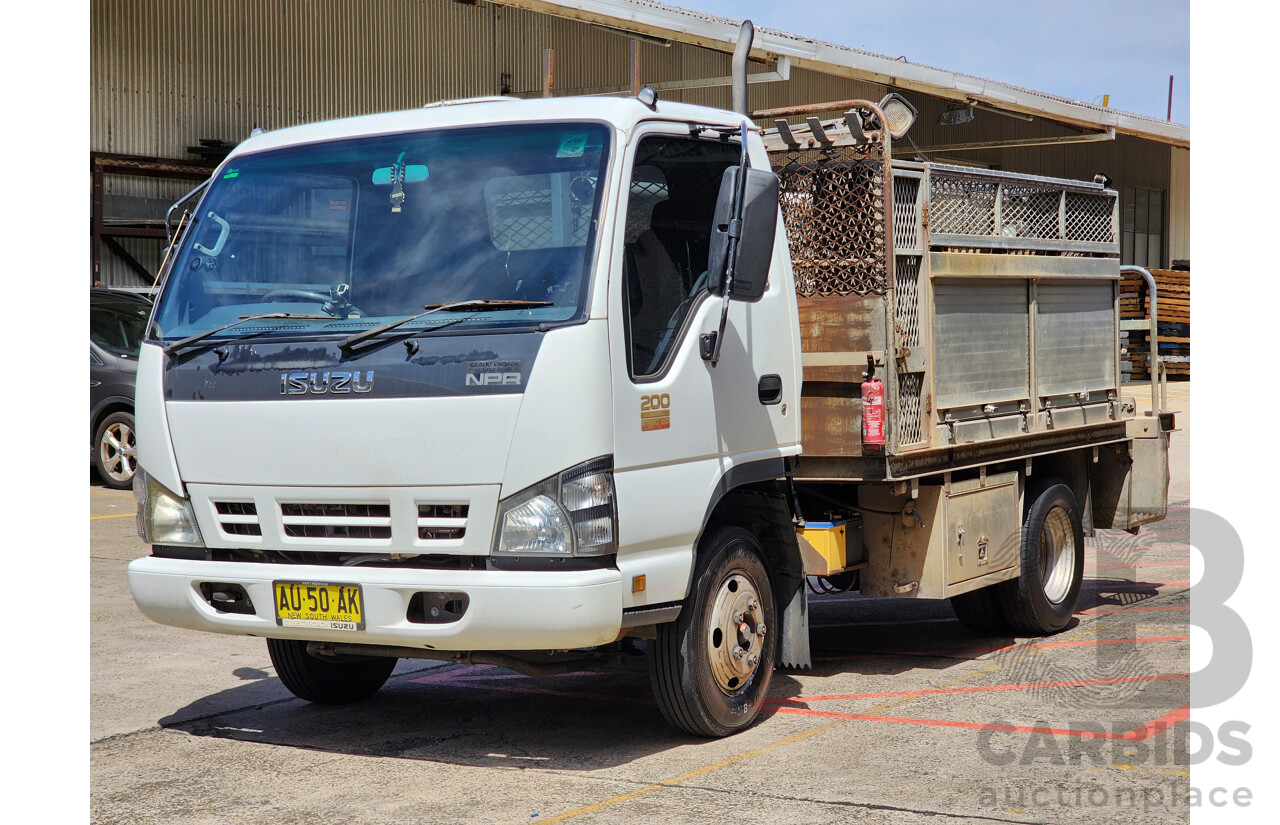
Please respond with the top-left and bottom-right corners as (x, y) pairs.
(1119, 268), (1191, 380)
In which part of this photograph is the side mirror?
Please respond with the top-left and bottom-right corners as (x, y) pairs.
(707, 166), (779, 302)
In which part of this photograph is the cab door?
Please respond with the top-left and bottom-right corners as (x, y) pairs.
(608, 124), (801, 609)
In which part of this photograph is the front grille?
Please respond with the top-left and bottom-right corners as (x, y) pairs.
(417, 503), (469, 541)
(280, 502), (392, 540)
(213, 501), (261, 537)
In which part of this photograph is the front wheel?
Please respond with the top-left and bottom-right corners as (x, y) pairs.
(994, 480), (1085, 634)
(267, 639), (397, 704)
(648, 526), (777, 737)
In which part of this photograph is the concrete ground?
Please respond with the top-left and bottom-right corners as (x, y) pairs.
(91, 383), (1191, 825)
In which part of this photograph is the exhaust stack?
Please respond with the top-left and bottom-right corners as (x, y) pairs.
(732, 20), (754, 115)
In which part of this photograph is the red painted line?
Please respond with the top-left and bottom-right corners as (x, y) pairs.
(771, 705), (1189, 741)
(1120, 705), (1191, 740)
(850, 634), (1190, 660)
(408, 665), (603, 686)
(939, 634), (1189, 657)
(770, 673), (1187, 705)
(407, 664), (493, 685)
(1079, 604), (1189, 615)
(436, 681), (654, 705)
(1092, 545), (1189, 552)
(1082, 581), (1189, 590)
(1088, 560), (1189, 571)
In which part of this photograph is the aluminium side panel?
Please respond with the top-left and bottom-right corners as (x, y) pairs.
(932, 278), (1030, 409)
(1035, 280), (1117, 397)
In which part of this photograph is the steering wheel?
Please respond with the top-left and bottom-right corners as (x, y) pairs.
(261, 288), (366, 318)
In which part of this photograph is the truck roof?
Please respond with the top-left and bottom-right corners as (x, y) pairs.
(229, 95), (747, 160)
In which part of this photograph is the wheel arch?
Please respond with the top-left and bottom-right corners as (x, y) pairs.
(1030, 450), (1093, 535)
(691, 461), (810, 669)
(91, 397), (134, 445)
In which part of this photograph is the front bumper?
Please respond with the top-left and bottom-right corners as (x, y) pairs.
(127, 556), (624, 651)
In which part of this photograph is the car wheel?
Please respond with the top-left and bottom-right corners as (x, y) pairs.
(267, 639), (397, 704)
(94, 411), (137, 490)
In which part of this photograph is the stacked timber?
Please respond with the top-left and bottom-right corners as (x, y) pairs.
(1119, 268), (1190, 381)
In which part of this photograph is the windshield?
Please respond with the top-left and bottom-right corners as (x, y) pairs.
(150, 122), (611, 342)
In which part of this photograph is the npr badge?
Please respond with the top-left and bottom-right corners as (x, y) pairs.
(466, 359), (522, 387)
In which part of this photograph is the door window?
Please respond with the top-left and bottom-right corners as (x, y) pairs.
(623, 136), (739, 378)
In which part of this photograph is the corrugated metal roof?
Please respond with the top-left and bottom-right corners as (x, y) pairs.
(497, 0), (1190, 147)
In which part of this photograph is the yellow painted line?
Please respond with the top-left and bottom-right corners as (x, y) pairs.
(1097, 763), (1189, 776)
(90, 513), (135, 521)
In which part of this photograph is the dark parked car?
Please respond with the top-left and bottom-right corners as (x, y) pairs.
(91, 289), (152, 488)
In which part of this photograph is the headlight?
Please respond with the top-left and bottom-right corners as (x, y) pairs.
(494, 457), (617, 557)
(135, 468), (205, 547)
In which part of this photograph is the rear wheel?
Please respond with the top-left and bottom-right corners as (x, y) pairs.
(994, 480), (1085, 634)
(648, 526), (777, 737)
(267, 639), (397, 704)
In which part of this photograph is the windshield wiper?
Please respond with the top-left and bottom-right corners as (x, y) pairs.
(338, 299), (551, 354)
(164, 313), (333, 357)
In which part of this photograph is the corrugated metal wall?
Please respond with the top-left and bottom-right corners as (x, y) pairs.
(91, 0), (1185, 285)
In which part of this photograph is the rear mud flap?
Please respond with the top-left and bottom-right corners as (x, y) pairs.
(1091, 424), (1170, 532)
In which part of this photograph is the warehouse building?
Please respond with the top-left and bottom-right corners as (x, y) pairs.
(90, 0), (1190, 288)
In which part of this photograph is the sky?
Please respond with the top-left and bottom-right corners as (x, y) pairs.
(687, 0), (1190, 124)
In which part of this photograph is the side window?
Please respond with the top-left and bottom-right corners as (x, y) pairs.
(623, 136), (738, 379)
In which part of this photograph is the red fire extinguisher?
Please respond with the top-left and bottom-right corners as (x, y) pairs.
(861, 360), (886, 455)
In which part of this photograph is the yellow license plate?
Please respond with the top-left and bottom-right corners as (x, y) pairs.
(273, 581), (365, 631)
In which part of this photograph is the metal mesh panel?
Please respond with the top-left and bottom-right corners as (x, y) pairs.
(1065, 192), (1115, 243)
(626, 171), (669, 243)
(929, 175), (997, 236)
(894, 256), (922, 348)
(485, 174), (593, 251)
(892, 176), (920, 252)
(772, 148), (888, 297)
(898, 372), (925, 445)
(999, 185), (1060, 239)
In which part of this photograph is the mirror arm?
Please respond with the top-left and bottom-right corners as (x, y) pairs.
(707, 120), (753, 367)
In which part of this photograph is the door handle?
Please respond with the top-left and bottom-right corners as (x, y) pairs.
(757, 374), (783, 405)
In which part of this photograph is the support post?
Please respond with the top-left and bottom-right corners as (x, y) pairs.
(629, 39), (640, 96)
(542, 48), (554, 98)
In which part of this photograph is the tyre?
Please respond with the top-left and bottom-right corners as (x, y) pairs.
(94, 411), (137, 490)
(267, 639), (397, 704)
(994, 479), (1085, 634)
(648, 526), (777, 737)
(949, 586), (1009, 635)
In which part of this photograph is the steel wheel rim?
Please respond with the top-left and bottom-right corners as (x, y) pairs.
(100, 420), (137, 483)
(706, 567), (766, 696)
(1039, 507), (1076, 604)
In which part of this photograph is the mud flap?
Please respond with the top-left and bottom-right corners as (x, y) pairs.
(776, 566), (812, 669)
(1091, 423), (1170, 532)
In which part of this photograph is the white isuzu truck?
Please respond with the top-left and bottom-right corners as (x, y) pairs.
(128, 45), (1172, 737)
